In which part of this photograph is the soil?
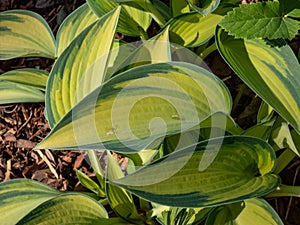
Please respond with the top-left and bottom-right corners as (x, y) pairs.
(0, 0), (300, 224)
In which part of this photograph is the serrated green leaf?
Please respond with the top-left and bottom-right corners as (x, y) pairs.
(0, 10), (55, 60)
(106, 151), (144, 224)
(167, 12), (223, 47)
(0, 68), (48, 89)
(206, 198), (283, 225)
(187, 0), (221, 16)
(219, 1), (300, 40)
(216, 27), (300, 134)
(112, 136), (280, 208)
(45, 8), (120, 128)
(0, 80), (45, 104)
(287, 8), (300, 18)
(56, 3), (98, 56)
(87, 0), (151, 36)
(36, 62), (231, 152)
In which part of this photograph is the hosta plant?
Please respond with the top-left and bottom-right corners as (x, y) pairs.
(0, 0), (300, 224)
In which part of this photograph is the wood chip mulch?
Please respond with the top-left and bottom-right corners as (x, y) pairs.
(0, 103), (94, 190)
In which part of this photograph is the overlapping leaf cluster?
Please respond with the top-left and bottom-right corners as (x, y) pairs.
(0, 0), (300, 224)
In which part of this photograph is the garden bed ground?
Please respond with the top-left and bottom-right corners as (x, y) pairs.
(0, 0), (300, 224)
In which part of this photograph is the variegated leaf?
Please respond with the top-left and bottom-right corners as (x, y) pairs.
(0, 10), (55, 60)
(112, 136), (280, 207)
(56, 3), (98, 56)
(216, 27), (300, 134)
(45, 8), (120, 128)
(36, 62), (231, 152)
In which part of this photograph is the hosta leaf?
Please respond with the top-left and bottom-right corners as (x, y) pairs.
(109, 26), (171, 77)
(0, 68), (47, 104)
(16, 194), (109, 225)
(291, 129), (300, 151)
(271, 121), (300, 156)
(0, 179), (112, 225)
(0, 179), (60, 224)
(219, 1), (300, 40)
(171, 0), (190, 17)
(0, 10), (55, 60)
(160, 208), (199, 225)
(56, 3), (98, 56)
(153, 0), (171, 20)
(152, 203), (211, 225)
(257, 102), (274, 124)
(76, 169), (103, 196)
(242, 120), (275, 140)
(85, 151), (105, 187)
(125, 149), (158, 169)
(111, 136), (280, 208)
(206, 198), (283, 225)
(187, 0), (221, 16)
(0, 68), (48, 89)
(266, 184), (300, 198)
(36, 62), (231, 152)
(205, 201), (244, 225)
(110, 0), (166, 26)
(198, 112), (242, 135)
(136, 26), (171, 63)
(163, 112), (242, 156)
(187, 208), (212, 225)
(168, 12), (223, 47)
(163, 129), (200, 156)
(274, 148), (296, 174)
(106, 40), (137, 79)
(87, 0), (151, 36)
(106, 151), (144, 223)
(45, 8), (120, 128)
(0, 80), (45, 104)
(216, 27), (300, 134)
